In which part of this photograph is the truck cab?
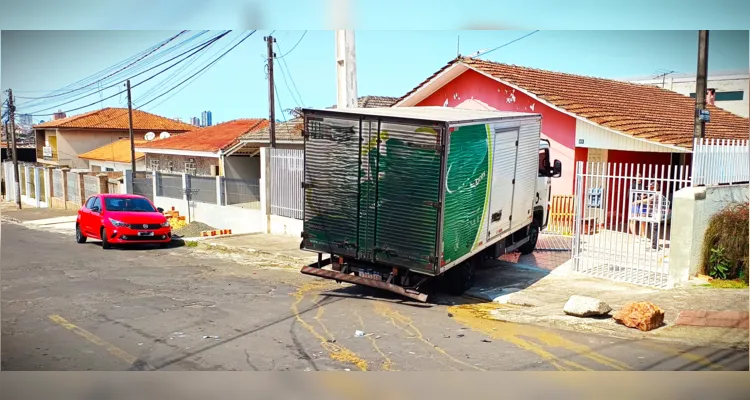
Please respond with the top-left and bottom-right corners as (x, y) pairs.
(536, 139), (562, 231)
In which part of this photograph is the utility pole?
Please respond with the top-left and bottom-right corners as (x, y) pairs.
(8, 89), (21, 209)
(3, 121), (10, 161)
(335, 30), (358, 109)
(265, 35), (276, 148)
(126, 80), (137, 174)
(694, 30), (709, 139)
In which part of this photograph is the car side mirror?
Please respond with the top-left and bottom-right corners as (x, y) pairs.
(90, 206), (100, 213)
(157, 207), (164, 213)
(551, 160), (562, 178)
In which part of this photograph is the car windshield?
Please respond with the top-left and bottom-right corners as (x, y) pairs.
(104, 197), (156, 212)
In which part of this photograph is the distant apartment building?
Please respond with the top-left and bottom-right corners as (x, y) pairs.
(625, 71), (749, 118)
(190, 116), (201, 126)
(18, 114), (33, 126)
(201, 110), (213, 127)
(53, 110), (67, 120)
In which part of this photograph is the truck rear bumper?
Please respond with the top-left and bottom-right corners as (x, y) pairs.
(300, 262), (429, 303)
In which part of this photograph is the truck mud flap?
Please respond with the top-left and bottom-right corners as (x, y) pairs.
(300, 264), (429, 303)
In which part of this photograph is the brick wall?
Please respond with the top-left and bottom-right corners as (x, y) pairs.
(144, 154), (218, 176)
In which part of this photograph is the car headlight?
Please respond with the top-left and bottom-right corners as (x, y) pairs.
(161, 221), (170, 227)
(109, 218), (128, 227)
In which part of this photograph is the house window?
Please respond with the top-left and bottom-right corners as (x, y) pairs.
(166, 160), (174, 173)
(150, 159), (160, 171)
(689, 91), (744, 101)
(106, 167), (115, 172)
(185, 161), (197, 176)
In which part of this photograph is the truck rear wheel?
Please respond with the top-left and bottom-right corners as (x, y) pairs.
(444, 259), (476, 296)
(518, 220), (540, 255)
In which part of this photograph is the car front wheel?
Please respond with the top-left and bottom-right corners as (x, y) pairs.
(75, 224), (87, 244)
(101, 227), (112, 250)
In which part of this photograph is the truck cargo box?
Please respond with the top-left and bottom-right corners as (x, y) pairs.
(300, 107), (542, 278)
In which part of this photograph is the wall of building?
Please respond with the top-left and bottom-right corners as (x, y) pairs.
(54, 129), (134, 169)
(152, 195), (265, 235)
(669, 184), (749, 286)
(223, 155), (260, 181)
(630, 75), (749, 118)
(144, 153), (219, 176)
(270, 214), (303, 237)
(87, 159), (146, 172)
(415, 69), (578, 195)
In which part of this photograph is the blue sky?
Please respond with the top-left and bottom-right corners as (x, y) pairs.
(2, 30), (748, 124)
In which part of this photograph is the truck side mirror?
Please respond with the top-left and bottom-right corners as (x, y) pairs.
(551, 160), (562, 178)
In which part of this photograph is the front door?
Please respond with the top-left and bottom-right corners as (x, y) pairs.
(486, 128), (520, 241)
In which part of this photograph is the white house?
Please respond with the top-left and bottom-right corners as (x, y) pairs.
(78, 139), (147, 172)
(624, 70), (749, 118)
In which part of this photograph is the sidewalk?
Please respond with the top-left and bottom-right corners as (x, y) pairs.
(192, 234), (318, 264)
(465, 259), (749, 349)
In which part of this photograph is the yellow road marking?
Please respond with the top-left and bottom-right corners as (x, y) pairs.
(448, 304), (633, 371)
(355, 309), (394, 371)
(638, 341), (724, 371)
(48, 314), (138, 366)
(373, 302), (485, 371)
(313, 302), (337, 343)
(290, 281), (369, 371)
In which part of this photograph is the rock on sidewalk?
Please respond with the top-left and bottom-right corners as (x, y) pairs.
(613, 301), (665, 332)
(563, 295), (612, 317)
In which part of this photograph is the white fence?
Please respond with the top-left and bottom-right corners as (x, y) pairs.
(573, 161), (692, 288)
(691, 138), (749, 186)
(270, 148), (304, 219)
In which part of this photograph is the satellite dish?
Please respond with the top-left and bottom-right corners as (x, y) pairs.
(144, 132), (156, 141)
(159, 132), (171, 139)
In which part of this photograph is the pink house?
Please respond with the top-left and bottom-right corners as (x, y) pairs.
(394, 57), (749, 196)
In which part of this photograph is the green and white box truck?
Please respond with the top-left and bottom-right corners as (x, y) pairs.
(299, 106), (562, 301)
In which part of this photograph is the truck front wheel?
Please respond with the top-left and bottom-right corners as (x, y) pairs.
(518, 220), (540, 255)
(444, 259), (476, 295)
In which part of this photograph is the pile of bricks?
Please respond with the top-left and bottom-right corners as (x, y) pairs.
(163, 207), (186, 222)
(200, 229), (233, 237)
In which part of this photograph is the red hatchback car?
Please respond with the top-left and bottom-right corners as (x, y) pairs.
(76, 194), (172, 249)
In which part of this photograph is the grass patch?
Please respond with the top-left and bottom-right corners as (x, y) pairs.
(185, 241), (199, 247)
(704, 279), (749, 289)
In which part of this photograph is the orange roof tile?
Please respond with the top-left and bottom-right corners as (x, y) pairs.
(398, 57), (749, 149)
(33, 108), (196, 132)
(138, 118), (269, 153)
(78, 139), (147, 163)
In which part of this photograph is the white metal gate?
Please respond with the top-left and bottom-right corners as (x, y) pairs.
(572, 161), (691, 287)
(270, 148), (304, 219)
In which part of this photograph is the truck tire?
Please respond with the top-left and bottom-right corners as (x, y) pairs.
(444, 259), (476, 296)
(518, 220), (540, 255)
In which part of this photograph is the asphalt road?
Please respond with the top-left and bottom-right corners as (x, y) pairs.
(2, 223), (748, 371)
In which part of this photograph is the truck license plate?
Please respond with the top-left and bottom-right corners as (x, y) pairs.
(138, 231), (154, 237)
(359, 271), (382, 281)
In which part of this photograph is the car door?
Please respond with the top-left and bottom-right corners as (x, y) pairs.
(80, 196), (96, 235)
(89, 196), (104, 238)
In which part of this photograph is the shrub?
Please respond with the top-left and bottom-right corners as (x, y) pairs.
(701, 202), (749, 283)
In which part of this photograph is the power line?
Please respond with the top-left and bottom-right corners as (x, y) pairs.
(11, 36), (175, 95)
(135, 31), (239, 102)
(22, 32), (231, 116)
(18, 31), (214, 110)
(474, 30), (540, 58)
(15, 31), (188, 101)
(274, 82), (287, 123)
(275, 42), (305, 106)
(275, 31), (307, 59)
(138, 31), (256, 110)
